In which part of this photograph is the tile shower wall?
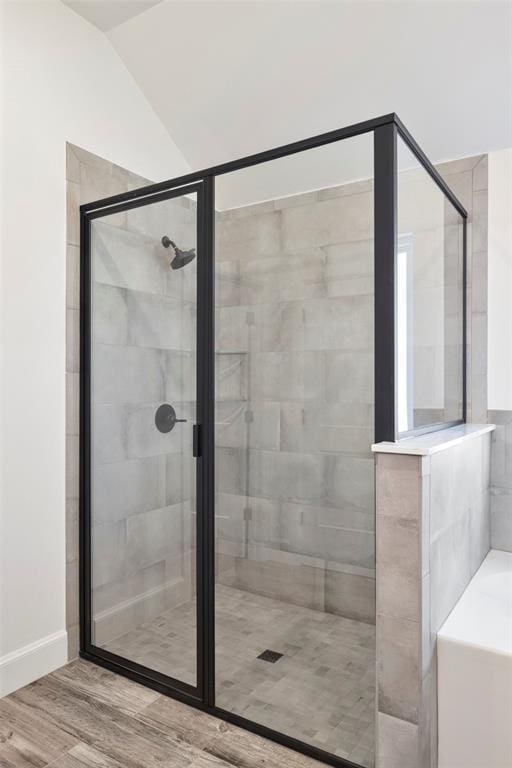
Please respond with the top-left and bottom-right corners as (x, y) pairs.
(488, 410), (512, 551)
(66, 144), (149, 658)
(89, 195), (197, 648)
(66, 145), (197, 656)
(436, 154), (488, 426)
(215, 181), (376, 623)
(398, 162), (465, 428)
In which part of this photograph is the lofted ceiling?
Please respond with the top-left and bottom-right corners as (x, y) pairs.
(61, 0), (163, 32)
(63, 1), (512, 207)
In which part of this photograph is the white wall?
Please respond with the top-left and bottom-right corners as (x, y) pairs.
(0, 0), (189, 694)
(488, 148), (512, 411)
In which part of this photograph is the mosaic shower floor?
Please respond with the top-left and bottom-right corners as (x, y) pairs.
(104, 584), (375, 767)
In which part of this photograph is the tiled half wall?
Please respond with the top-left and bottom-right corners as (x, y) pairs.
(374, 428), (492, 768)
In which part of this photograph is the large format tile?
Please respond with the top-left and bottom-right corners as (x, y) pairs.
(216, 447), (247, 495)
(280, 295), (373, 352)
(430, 512), (471, 632)
(248, 450), (324, 503)
(491, 488), (512, 551)
(126, 193), (196, 246)
(216, 303), (281, 353)
(124, 401), (194, 460)
(324, 351), (373, 403)
(126, 291), (194, 351)
(377, 713), (418, 768)
(66, 373), (80, 436)
(250, 351), (325, 403)
(126, 503), (190, 571)
(215, 260), (241, 307)
(93, 344), (164, 404)
(91, 520), (126, 589)
(92, 560), (168, 616)
(239, 250), (327, 305)
(67, 181), (80, 246)
(216, 352), (247, 401)
(92, 404), (127, 464)
(67, 308), (80, 373)
(92, 222), (166, 296)
(216, 401), (280, 451)
(323, 454), (374, 512)
(325, 239), (374, 298)
(92, 284), (128, 347)
(324, 568), (375, 623)
(279, 505), (374, 568)
(469, 489), (491, 576)
(93, 456), (163, 524)
(282, 192), (372, 250)
(280, 401), (372, 454)
(66, 143), (81, 183)
(217, 210), (281, 262)
(377, 615), (420, 724)
(376, 454), (421, 522)
(66, 435), (79, 500)
(67, 244), (80, 309)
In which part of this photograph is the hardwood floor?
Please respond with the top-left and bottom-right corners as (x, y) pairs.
(0, 659), (328, 768)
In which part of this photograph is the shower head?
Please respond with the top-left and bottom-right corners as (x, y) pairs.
(161, 236), (196, 270)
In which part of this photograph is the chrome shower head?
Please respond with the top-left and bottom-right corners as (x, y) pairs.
(161, 236), (196, 270)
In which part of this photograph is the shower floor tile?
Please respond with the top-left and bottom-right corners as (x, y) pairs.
(104, 584), (375, 767)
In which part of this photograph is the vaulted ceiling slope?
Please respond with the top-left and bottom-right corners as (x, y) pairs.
(61, 0), (162, 32)
(64, 1), (512, 207)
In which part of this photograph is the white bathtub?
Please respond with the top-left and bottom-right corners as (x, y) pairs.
(438, 549), (512, 768)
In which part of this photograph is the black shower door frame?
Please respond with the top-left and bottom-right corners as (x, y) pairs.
(79, 113), (468, 768)
(80, 179), (214, 706)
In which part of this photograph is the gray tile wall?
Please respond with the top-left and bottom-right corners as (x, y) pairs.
(397, 166), (464, 427)
(90, 194), (197, 648)
(215, 182), (376, 624)
(66, 145), (197, 657)
(488, 410), (512, 551)
(375, 430), (492, 768)
(437, 155), (489, 424)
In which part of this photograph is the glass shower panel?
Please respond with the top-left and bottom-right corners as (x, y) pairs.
(89, 192), (198, 687)
(214, 135), (375, 767)
(397, 138), (465, 434)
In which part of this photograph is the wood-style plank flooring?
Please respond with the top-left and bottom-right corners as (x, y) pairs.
(0, 659), (330, 768)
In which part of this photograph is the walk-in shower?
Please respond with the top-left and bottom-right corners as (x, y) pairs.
(79, 114), (467, 768)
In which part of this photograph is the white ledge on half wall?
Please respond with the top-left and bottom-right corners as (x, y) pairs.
(371, 423), (496, 456)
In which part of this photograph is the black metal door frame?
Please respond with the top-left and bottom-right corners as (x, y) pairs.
(80, 180), (210, 706)
(79, 113), (468, 768)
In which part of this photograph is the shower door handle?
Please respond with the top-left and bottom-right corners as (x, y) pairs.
(193, 424), (201, 458)
(155, 403), (187, 433)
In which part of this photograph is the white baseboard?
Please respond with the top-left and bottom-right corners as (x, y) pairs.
(0, 630), (68, 698)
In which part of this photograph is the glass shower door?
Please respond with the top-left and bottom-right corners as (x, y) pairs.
(86, 185), (202, 693)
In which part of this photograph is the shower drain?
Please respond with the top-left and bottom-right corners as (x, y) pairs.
(257, 649), (283, 663)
